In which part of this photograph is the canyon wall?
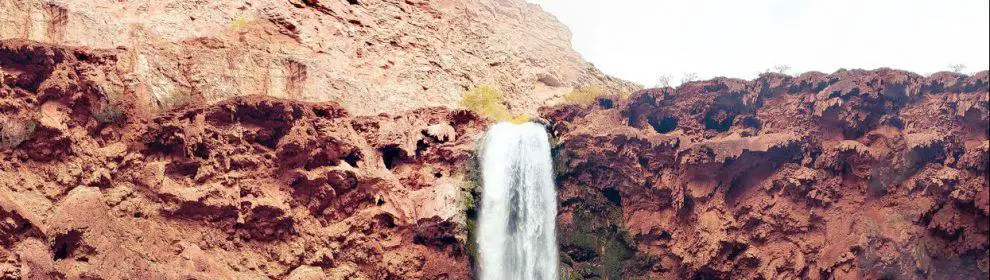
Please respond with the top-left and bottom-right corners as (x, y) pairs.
(544, 69), (989, 279)
(3, 39), (988, 280)
(1, 40), (485, 279)
(0, 2), (638, 275)
(3, 1), (989, 280)
(0, 0), (636, 116)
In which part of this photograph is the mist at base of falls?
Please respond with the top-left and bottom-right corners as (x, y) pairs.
(477, 122), (558, 280)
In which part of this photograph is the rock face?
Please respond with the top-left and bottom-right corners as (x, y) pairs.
(1, 40), (483, 279)
(543, 69), (990, 279)
(0, 0), (637, 116)
(3, 2), (989, 279)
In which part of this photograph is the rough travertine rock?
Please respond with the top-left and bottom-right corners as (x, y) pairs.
(3, 1), (989, 279)
(0, 0), (638, 116)
(542, 69), (989, 279)
(1, 40), (483, 279)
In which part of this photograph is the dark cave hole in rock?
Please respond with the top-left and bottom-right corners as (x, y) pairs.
(415, 139), (430, 157)
(374, 213), (396, 228)
(884, 117), (904, 130)
(703, 111), (736, 132)
(722, 241), (749, 260)
(304, 152), (330, 170)
(637, 155), (650, 168)
(738, 115), (763, 130)
(659, 230), (672, 240)
(691, 267), (719, 280)
(344, 150), (362, 167)
(679, 195), (696, 216)
(376, 197), (386, 206)
(256, 126), (291, 149)
(379, 145), (404, 170)
(52, 229), (83, 261)
(74, 51), (91, 62)
(165, 160), (200, 178)
(648, 115), (678, 133)
(601, 188), (621, 206)
(347, 0), (359, 5)
(598, 98), (614, 109)
(192, 142), (209, 159)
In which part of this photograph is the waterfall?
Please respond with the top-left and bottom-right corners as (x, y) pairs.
(477, 122), (558, 280)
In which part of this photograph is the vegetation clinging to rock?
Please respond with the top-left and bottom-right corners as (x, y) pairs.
(461, 86), (510, 121)
(564, 85), (603, 108)
(460, 86), (530, 123)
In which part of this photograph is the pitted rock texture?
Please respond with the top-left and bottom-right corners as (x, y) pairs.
(543, 69), (989, 279)
(1, 40), (483, 279)
(0, 0), (638, 116)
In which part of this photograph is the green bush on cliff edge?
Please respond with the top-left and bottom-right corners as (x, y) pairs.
(460, 86), (529, 123)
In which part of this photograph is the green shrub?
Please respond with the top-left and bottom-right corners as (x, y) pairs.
(460, 86), (531, 123)
(461, 86), (508, 120)
(507, 113), (530, 124)
(565, 86), (602, 107)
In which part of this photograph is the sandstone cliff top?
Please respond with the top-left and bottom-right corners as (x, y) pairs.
(1, 0), (639, 115)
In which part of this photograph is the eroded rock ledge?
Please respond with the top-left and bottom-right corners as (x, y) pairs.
(1, 40), (483, 279)
(543, 69), (989, 279)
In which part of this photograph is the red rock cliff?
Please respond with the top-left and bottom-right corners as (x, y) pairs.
(543, 69), (989, 279)
(1, 39), (484, 279)
(0, 0), (637, 116)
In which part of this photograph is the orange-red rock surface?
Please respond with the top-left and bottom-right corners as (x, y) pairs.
(543, 70), (989, 279)
(3, 16), (989, 280)
(0, 0), (637, 116)
(1, 40), (483, 279)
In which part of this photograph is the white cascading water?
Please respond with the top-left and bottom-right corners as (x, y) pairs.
(477, 122), (558, 280)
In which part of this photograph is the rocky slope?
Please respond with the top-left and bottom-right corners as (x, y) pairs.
(543, 69), (989, 279)
(1, 39), (487, 279)
(0, 0), (637, 116)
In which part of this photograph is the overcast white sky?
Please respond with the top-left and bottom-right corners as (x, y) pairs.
(526, 0), (990, 86)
